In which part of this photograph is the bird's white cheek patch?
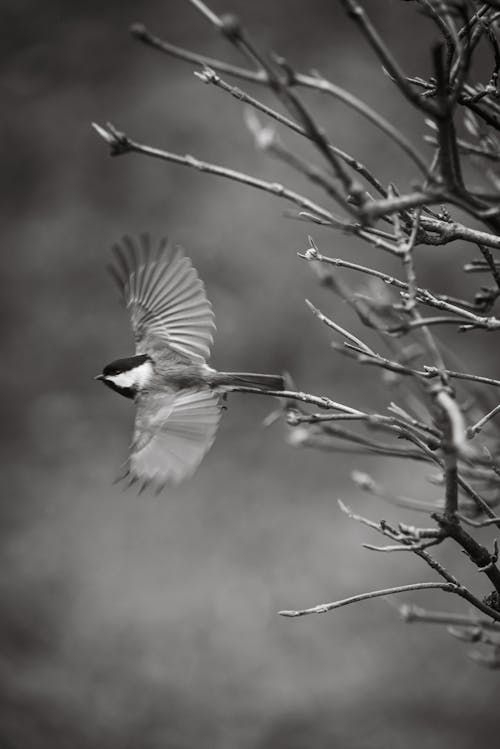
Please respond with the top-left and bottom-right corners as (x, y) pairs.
(107, 361), (154, 389)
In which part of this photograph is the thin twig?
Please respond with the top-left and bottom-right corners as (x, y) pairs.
(305, 299), (375, 355)
(188, 2), (361, 203)
(278, 582), (457, 617)
(92, 122), (341, 226)
(340, 0), (438, 115)
(467, 403), (500, 437)
(130, 24), (429, 173)
(396, 603), (500, 631)
(434, 390), (461, 519)
(245, 111), (353, 211)
(195, 66), (387, 196)
(299, 246), (498, 325)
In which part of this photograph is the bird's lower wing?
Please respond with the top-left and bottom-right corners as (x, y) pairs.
(123, 388), (222, 490)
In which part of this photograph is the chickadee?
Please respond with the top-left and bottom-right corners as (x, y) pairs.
(96, 234), (284, 489)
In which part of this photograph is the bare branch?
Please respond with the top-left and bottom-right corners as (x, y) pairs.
(459, 512), (500, 528)
(467, 403), (500, 437)
(130, 25), (429, 172)
(304, 299), (375, 355)
(92, 122), (342, 226)
(396, 603), (500, 631)
(187, 1), (361, 201)
(278, 582), (457, 617)
(195, 66), (387, 196)
(245, 111), (354, 211)
(340, 0), (438, 116)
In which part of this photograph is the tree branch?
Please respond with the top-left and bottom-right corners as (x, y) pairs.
(279, 582), (458, 617)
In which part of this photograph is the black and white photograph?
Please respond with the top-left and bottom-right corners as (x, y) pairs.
(3, 1), (500, 746)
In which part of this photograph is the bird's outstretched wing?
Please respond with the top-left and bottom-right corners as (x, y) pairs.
(122, 388), (222, 489)
(109, 234), (215, 362)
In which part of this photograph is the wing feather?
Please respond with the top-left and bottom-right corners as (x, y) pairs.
(110, 234), (215, 361)
(124, 389), (222, 488)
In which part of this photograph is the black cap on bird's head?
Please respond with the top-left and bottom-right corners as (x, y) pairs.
(95, 354), (153, 399)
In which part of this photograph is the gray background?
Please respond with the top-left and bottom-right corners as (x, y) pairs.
(3, 1), (500, 746)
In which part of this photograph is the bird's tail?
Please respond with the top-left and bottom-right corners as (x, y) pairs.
(213, 372), (285, 392)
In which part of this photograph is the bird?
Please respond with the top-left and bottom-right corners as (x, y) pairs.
(95, 234), (285, 490)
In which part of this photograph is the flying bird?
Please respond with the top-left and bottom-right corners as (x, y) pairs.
(96, 234), (285, 489)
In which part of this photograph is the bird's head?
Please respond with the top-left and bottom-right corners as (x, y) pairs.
(95, 354), (153, 399)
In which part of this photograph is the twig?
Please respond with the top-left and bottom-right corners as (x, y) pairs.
(130, 24), (428, 173)
(299, 246), (498, 325)
(434, 390), (462, 519)
(351, 470), (443, 513)
(419, 214), (500, 250)
(459, 512), (500, 527)
(278, 582), (457, 617)
(467, 403), (500, 437)
(188, 2), (361, 202)
(304, 299), (375, 355)
(478, 243), (500, 291)
(390, 315), (479, 332)
(186, 0), (222, 29)
(448, 625), (500, 646)
(362, 191), (444, 221)
(340, 0), (438, 115)
(245, 111), (353, 211)
(433, 512), (500, 595)
(230, 386), (364, 414)
(435, 389), (467, 454)
(290, 425), (433, 462)
(92, 122), (341, 226)
(362, 539), (442, 553)
(423, 366), (500, 389)
(401, 207), (421, 312)
(396, 603), (500, 631)
(195, 66), (387, 196)
(338, 499), (500, 619)
(330, 340), (500, 394)
(432, 43), (465, 190)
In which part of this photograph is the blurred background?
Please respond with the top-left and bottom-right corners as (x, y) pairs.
(3, 1), (500, 746)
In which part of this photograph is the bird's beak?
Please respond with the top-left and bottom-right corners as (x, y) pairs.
(94, 374), (105, 381)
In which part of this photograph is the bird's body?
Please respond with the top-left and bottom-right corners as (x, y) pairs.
(96, 234), (284, 489)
